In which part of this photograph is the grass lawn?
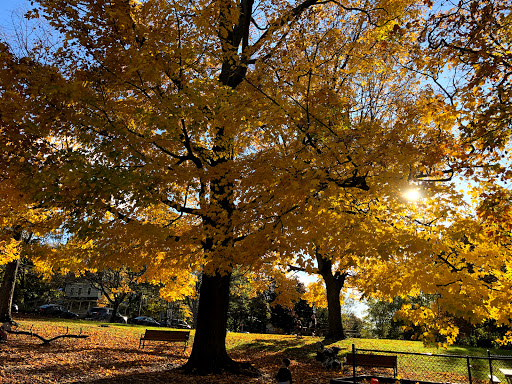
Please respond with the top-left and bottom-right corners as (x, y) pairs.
(1, 316), (510, 384)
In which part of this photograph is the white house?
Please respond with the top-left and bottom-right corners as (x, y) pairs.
(63, 281), (102, 314)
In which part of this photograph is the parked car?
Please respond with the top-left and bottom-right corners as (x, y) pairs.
(168, 319), (192, 329)
(128, 316), (161, 327)
(85, 307), (127, 323)
(36, 304), (79, 319)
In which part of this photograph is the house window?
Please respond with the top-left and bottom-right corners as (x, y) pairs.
(70, 288), (74, 296)
(78, 288), (82, 296)
(87, 288), (91, 295)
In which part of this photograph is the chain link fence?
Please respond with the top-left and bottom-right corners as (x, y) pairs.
(342, 345), (512, 384)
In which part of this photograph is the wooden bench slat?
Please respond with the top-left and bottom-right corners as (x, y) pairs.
(142, 330), (189, 340)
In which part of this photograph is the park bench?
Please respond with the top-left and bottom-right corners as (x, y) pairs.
(345, 353), (398, 377)
(139, 329), (190, 351)
(344, 330), (361, 338)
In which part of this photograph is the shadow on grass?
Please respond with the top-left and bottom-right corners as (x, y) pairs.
(228, 336), (322, 361)
(231, 337), (305, 350)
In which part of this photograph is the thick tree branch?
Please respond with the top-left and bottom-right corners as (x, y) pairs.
(9, 328), (89, 344)
(247, 0), (320, 63)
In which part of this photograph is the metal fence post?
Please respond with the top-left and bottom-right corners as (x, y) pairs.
(467, 356), (473, 384)
(488, 350), (494, 383)
(353, 343), (356, 384)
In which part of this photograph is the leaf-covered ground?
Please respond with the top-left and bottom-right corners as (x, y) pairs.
(0, 317), (349, 384)
(1, 317), (507, 384)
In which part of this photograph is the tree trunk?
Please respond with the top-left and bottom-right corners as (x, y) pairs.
(184, 0), (252, 372)
(316, 250), (346, 340)
(109, 296), (125, 323)
(183, 148), (239, 373)
(324, 273), (345, 340)
(0, 258), (20, 322)
(184, 271), (233, 373)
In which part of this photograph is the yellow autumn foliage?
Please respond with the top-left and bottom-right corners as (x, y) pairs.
(303, 280), (328, 309)
(159, 273), (198, 302)
(0, 238), (20, 265)
(1, 0), (512, 365)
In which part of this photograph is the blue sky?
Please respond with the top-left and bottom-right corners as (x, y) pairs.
(0, 0), (30, 32)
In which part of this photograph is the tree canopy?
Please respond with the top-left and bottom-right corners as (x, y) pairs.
(1, 0), (511, 373)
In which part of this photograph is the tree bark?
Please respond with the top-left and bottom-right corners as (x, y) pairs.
(109, 294), (126, 323)
(184, 0), (323, 373)
(184, 149), (236, 373)
(316, 250), (347, 340)
(184, 28), (241, 368)
(0, 258), (20, 322)
(184, 271), (233, 373)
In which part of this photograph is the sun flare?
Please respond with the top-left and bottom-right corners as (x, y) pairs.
(404, 189), (421, 201)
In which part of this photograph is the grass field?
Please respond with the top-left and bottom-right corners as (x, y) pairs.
(1, 316), (510, 384)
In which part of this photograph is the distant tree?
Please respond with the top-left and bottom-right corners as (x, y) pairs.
(13, 259), (65, 310)
(365, 295), (436, 339)
(270, 304), (296, 335)
(0, 182), (64, 321)
(0, 254), (21, 321)
(224, 270), (265, 332)
(81, 267), (146, 322)
(124, 281), (163, 318)
(247, 296), (271, 333)
(294, 298), (315, 331)
(364, 298), (404, 339)
(228, 293), (269, 334)
(455, 318), (511, 349)
(265, 279), (314, 335)
(344, 313), (363, 336)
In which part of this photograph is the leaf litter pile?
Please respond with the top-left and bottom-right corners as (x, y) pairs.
(0, 318), (352, 384)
